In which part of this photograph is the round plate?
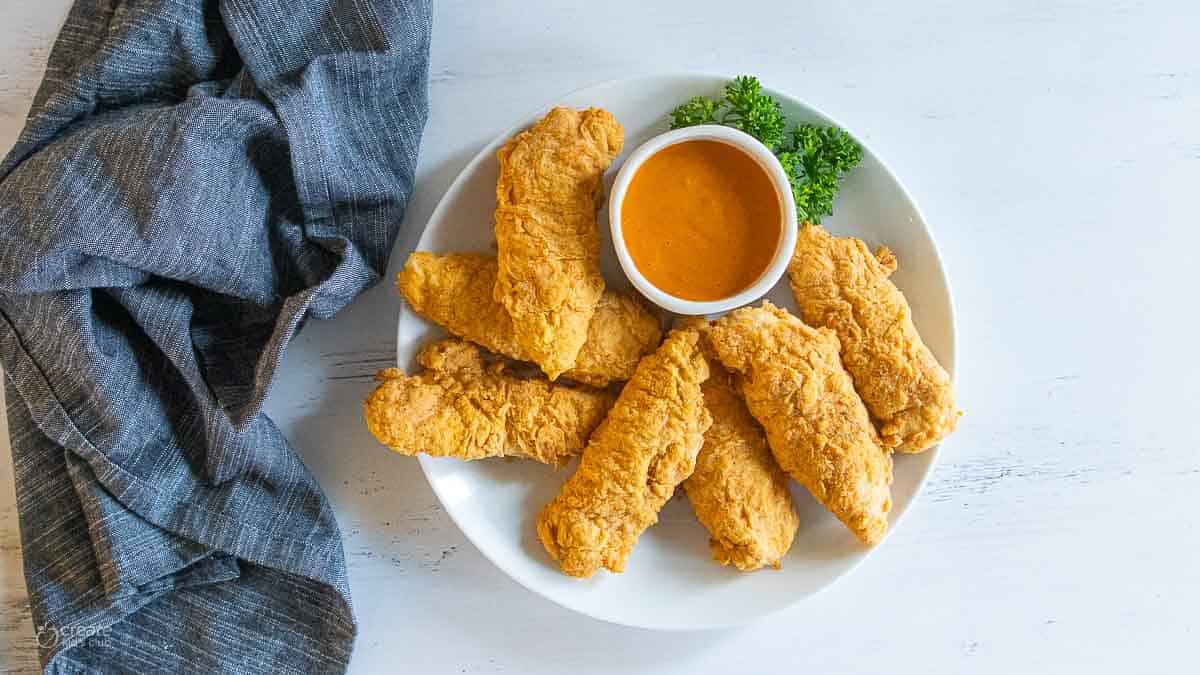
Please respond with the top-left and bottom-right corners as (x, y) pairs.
(399, 74), (956, 630)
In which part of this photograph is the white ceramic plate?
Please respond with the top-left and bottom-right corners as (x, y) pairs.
(399, 74), (956, 630)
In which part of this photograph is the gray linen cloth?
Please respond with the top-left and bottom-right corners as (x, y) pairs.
(0, 0), (431, 672)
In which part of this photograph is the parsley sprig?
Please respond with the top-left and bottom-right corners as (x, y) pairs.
(670, 76), (863, 224)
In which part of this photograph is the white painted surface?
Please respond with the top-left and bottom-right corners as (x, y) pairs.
(2, 1), (1198, 673)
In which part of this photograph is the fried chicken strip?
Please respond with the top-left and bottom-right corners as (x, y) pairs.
(494, 107), (624, 379)
(684, 364), (799, 571)
(705, 303), (892, 545)
(364, 340), (614, 465)
(536, 329), (712, 577)
(398, 252), (661, 386)
(789, 223), (960, 453)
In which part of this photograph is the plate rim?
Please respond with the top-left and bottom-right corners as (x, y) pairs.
(400, 72), (959, 630)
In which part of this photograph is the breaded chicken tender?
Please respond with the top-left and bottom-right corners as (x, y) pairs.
(705, 303), (892, 545)
(364, 340), (614, 465)
(398, 252), (661, 386)
(494, 107), (624, 380)
(789, 224), (960, 453)
(684, 364), (799, 571)
(536, 329), (712, 577)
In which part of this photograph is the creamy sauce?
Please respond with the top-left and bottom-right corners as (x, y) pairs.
(620, 140), (781, 301)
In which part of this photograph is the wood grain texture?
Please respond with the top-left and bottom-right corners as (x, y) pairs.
(3, 0), (1199, 673)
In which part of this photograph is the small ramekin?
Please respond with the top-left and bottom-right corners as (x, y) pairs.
(608, 125), (798, 316)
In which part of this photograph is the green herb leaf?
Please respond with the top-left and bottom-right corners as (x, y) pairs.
(669, 76), (864, 224)
(670, 96), (718, 127)
(718, 76), (787, 150)
(780, 124), (864, 223)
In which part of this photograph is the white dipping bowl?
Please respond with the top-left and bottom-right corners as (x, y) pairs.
(608, 124), (798, 316)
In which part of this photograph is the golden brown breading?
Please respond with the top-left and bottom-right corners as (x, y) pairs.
(705, 303), (892, 545)
(494, 107), (624, 380)
(536, 329), (712, 577)
(570, 292), (662, 387)
(684, 364), (799, 571)
(363, 340), (614, 466)
(788, 223), (960, 453)
(397, 252), (661, 386)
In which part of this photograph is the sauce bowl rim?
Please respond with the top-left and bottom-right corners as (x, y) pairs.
(608, 124), (799, 316)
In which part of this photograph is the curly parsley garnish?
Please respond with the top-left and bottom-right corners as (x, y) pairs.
(670, 76), (863, 224)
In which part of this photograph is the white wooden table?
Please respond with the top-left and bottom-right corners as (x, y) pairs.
(3, 1), (1199, 673)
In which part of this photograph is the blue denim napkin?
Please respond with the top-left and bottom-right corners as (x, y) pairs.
(0, 0), (430, 671)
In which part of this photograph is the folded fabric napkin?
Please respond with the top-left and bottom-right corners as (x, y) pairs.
(0, 0), (430, 671)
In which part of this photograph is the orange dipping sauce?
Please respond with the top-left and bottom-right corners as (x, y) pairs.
(620, 140), (782, 302)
